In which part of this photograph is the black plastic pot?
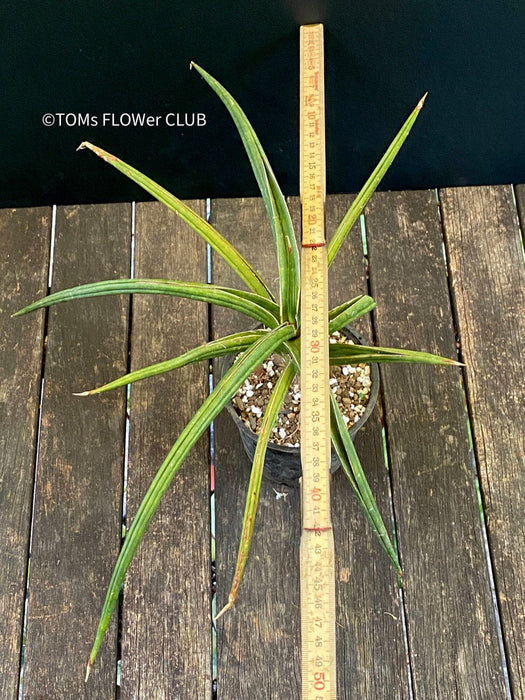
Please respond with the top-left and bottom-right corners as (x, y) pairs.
(219, 326), (379, 487)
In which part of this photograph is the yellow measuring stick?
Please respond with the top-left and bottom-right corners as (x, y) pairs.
(299, 23), (337, 699)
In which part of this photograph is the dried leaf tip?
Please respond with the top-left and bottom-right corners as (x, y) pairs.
(85, 660), (92, 682)
(189, 61), (195, 70)
(72, 390), (90, 397)
(214, 600), (233, 622)
(77, 142), (117, 163)
(417, 92), (429, 111)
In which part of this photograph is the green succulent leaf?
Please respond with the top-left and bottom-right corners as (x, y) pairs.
(281, 337), (301, 373)
(327, 94), (427, 267)
(330, 393), (401, 572)
(329, 342), (462, 366)
(216, 359), (296, 620)
(328, 296), (366, 321)
(76, 330), (269, 396)
(85, 322), (296, 677)
(328, 295), (376, 334)
(191, 62), (300, 325)
(77, 142), (273, 301)
(14, 278), (281, 329)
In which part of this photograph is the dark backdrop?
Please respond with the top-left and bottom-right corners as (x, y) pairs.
(2, 1), (524, 207)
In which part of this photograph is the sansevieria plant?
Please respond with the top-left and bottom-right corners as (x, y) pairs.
(15, 63), (460, 678)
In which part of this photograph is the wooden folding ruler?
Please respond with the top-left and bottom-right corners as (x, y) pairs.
(299, 23), (337, 700)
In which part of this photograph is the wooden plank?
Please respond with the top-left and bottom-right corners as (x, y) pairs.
(441, 184), (525, 698)
(119, 201), (212, 699)
(210, 197), (302, 698)
(0, 207), (51, 700)
(293, 195), (410, 698)
(325, 195), (409, 699)
(211, 196), (409, 698)
(365, 190), (507, 698)
(22, 204), (131, 699)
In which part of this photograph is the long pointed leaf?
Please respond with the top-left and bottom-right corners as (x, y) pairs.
(77, 330), (268, 395)
(329, 413), (397, 567)
(329, 342), (462, 366)
(191, 62), (300, 324)
(328, 295), (376, 333)
(327, 94), (427, 267)
(328, 295), (365, 321)
(14, 278), (280, 329)
(215, 359), (295, 619)
(77, 142), (273, 300)
(330, 393), (401, 572)
(86, 322), (296, 677)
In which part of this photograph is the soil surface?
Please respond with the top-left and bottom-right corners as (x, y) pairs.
(232, 331), (372, 447)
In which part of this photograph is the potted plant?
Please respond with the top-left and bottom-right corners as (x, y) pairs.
(14, 63), (460, 678)
(219, 324), (381, 486)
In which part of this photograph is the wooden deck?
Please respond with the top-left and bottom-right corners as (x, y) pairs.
(1, 187), (524, 699)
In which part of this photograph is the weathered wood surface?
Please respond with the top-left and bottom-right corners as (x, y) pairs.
(120, 201), (212, 699)
(19, 204), (131, 699)
(0, 207), (51, 700)
(210, 197), (303, 699)
(0, 187), (523, 699)
(21, 204), (131, 699)
(365, 190), (507, 699)
(441, 185), (525, 699)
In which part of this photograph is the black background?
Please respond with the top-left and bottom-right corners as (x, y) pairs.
(2, 1), (524, 207)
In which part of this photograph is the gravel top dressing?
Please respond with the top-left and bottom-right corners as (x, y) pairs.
(231, 331), (373, 447)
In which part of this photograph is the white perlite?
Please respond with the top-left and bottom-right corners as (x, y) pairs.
(231, 330), (372, 447)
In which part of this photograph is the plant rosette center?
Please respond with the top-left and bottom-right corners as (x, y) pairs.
(231, 330), (373, 448)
